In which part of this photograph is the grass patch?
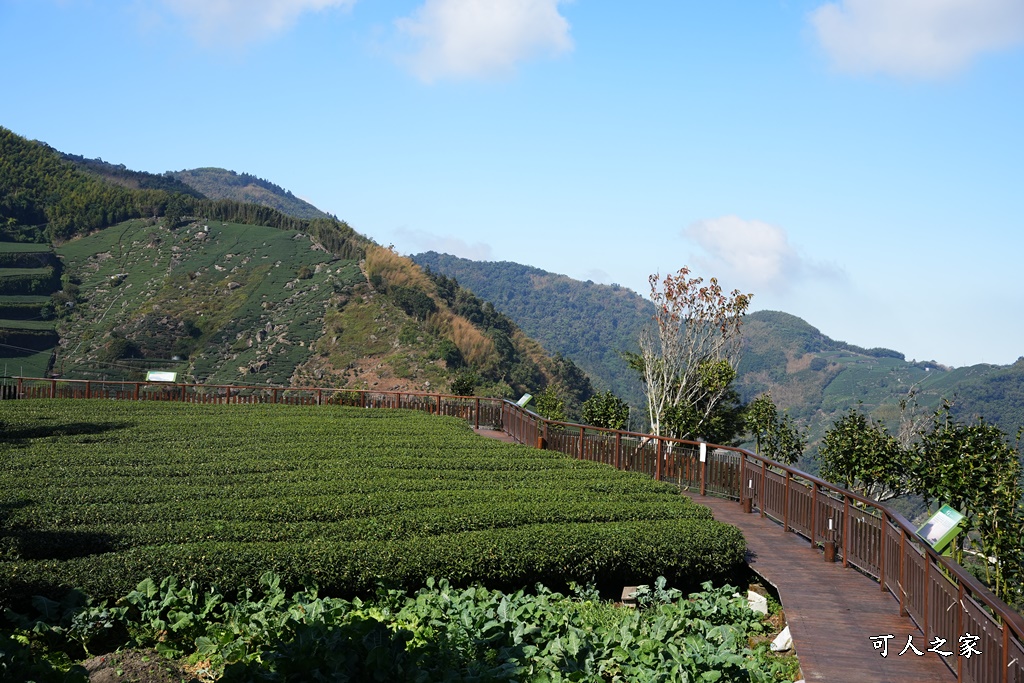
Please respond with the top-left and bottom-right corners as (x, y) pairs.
(0, 243), (52, 253)
(0, 268), (53, 278)
(0, 350), (53, 378)
(0, 319), (56, 331)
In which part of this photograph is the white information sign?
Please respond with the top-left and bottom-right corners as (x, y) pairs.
(146, 371), (177, 383)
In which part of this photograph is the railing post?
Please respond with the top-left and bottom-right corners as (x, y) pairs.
(655, 439), (663, 481)
(273, 388), (279, 404)
(899, 529), (907, 617)
(474, 398), (480, 428)
(50, 379), (56, 398)
(879, 513), (887, 592)
(699, 442), (707, 496)
(842, 495), (850, 568)
(225, 387), (232, 404)
(615, 431), (621, 470)
(760, 460), (767, 518)
(578, 427), (585, 460)
(783, 471), (791, 532)
(959, 581), (966, 683)
(317, 389), (323, 406)
(809, 482), (817, 546)
(85, 381), (91, 399)
(923, 549), (929, 640)
(361, 391), (366, 409)
(1003, 622), (1011, 683)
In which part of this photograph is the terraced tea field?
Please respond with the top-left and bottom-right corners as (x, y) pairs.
(54, 219), (362, 385)
(0, 400), (745, 603)
(0, 243), (60, 378)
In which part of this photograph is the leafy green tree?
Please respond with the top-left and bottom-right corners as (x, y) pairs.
(163, 195), (187, 230)
(916, 403), (1023, 601)
(581, 391), (630, 430)
(817, 401), (1024, 605)
(533, 386), (567, 422)
(449, 371), (478, 396)
(817, 407), (915, 502)
(661, 386), (746, 446)
(745, 393), (806, 465)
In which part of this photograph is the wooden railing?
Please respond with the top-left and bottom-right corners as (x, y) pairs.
(8, 376), (1024, 683)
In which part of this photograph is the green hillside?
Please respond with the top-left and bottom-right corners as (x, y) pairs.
(0, 128), (596, 406)
(53, 219), (348, 384)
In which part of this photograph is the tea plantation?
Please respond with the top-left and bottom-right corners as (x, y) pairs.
(0, 401), (745, 605)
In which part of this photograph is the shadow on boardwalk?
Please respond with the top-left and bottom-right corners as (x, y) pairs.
(681, 491), (955, 683)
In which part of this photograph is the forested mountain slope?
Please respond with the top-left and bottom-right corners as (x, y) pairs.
(412, 252), (1024, 443)
(170, 167), (331, 221)
(412, 252), (649, 408)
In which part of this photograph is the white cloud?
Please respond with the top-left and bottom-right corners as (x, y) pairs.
(810, 0), (1024, 78)
(395, 0), (573, 82)
(158, 0), (355, 45)
(395, 228), (494, 261)
(582, 268), (610, 284)
(683, 216), (840, 294)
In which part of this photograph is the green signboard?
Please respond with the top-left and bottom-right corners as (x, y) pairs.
(916, 504), (965, 555)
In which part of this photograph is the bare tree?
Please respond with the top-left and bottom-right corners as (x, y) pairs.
(629, 267), (752, 440)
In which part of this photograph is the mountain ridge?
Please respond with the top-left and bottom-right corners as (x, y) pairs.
(410, 251), (1024, 444)
(0, 128), (595, 411)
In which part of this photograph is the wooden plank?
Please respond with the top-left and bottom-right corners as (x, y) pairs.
(682, 492), (955, 683)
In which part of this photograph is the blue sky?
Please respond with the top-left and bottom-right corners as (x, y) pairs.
(2, 0), (1022, 368)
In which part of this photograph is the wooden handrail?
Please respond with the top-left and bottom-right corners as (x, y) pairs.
(490, 392), (1024, 665)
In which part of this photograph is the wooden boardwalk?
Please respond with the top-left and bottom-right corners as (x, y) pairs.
(472, 426), (520, 444)
(477, 428), (955, 681)
(680, 491), (955, 683)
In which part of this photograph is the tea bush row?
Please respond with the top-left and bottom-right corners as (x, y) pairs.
(1, 401), (745, 602)
(5, 519), (744, 603)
